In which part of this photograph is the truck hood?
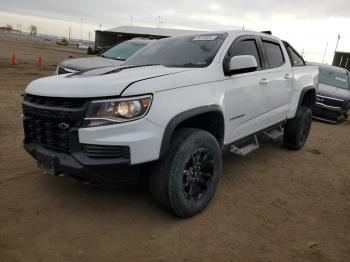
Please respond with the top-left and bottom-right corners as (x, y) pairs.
(26, 65), (194, 97)
(59, 56), (124, 71)
(318, 83), (350, 101)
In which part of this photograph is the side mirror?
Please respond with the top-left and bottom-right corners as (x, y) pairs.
(228, 55), (258, 75)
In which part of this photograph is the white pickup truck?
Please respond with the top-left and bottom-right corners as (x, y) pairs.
(22, 30), (319, 217)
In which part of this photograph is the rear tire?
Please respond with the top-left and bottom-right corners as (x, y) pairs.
(284, 107), (312, 150)
(150, 128), (222, 218)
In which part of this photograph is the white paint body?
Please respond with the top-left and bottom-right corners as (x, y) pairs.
(25, 31), (319, 164)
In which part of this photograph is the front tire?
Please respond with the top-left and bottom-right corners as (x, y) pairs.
(150, 128), (222, 218)
(284, 107), (312, 150)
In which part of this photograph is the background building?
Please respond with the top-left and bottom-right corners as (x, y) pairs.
(94, 26), (202, 49)
(333, 51), (350, 71)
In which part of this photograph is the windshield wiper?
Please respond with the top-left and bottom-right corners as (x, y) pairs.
(111, 57), (126, 61)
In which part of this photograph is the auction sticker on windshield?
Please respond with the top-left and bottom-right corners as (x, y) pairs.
(336, 77), (347, 83)
(193, 35), (218, 41)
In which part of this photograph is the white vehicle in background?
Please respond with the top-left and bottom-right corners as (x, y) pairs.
(76, 42), (90, 49)
(23, 30), (319, 218)
(57, 39), (154, 74)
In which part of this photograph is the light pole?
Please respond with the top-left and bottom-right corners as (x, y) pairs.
(322, 42), (328, 64)
(80, 19), (84, 41)
(334, 34), (341, 54)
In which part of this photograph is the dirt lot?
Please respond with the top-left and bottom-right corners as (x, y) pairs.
(0, 36), (349, 262)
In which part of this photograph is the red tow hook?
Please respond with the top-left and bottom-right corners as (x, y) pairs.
(83, 180), (94, 187)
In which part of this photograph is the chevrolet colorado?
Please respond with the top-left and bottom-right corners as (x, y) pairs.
(22, 31), (319, 217)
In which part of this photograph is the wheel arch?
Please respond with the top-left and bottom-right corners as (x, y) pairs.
(298, 86), (316, 109)
(159, 105), (225, 159)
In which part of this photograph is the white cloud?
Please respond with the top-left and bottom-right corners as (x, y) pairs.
(1, 0), (349, 63)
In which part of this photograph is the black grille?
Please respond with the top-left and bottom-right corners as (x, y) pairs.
(317, 94), (345, 109)
(24, 94), (89, 108)
(25, 116), (72, 152)
(82, 144), (130, 159)
(23, 94), (88, 152)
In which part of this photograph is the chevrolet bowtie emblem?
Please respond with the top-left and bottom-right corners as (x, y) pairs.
(58, 123), (70, 130)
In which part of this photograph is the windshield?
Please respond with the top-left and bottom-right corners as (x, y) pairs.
(101, 41), (148, 61)
(124, 33), (227, 68)
(319, 66), (349, 90)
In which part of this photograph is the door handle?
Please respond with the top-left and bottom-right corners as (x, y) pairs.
(284, 74), (291, 80)
(259, 78), (269, 85)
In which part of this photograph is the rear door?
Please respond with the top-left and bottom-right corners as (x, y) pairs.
(258, 37), (293, 124)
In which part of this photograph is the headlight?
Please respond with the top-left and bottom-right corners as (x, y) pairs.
(83, 95), (152, 127)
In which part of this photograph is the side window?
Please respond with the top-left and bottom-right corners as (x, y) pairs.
(230, 39), (262, 69)
(262, 40), (285, 68)
(287, 46), (305, 67)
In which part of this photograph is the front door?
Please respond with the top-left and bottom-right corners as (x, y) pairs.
(223, 36), (270, 142)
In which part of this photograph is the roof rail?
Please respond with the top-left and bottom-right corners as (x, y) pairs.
(261, 31), (272, 35)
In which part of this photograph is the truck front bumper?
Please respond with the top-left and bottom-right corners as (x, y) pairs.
(24, 139), (143, 187)
(312, 103), (348, 123)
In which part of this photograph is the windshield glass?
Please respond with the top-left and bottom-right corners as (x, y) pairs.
(101, 41), (148, 61)
(319, 66), (349, 90)
(124, 33), (227, 68)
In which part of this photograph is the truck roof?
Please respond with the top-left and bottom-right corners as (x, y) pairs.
(168, 30), (282, 41)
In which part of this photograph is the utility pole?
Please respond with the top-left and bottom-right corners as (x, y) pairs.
(158, 16), (161, 28)
(99, 24), (102, 31)
(88, 31), (91, 43)
(322, 42), (328, 64)
(334, 34), (341, 54)
(301, 49), (305, 57)
(130, 15), (133, 26)
(80, 19), (84, 41)
(68, 26), (71, 41)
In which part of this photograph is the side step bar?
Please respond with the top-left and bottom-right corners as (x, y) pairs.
(229, 135), (259, 156)
(227, 123), (285, 156)
(263, 124), (284, 139)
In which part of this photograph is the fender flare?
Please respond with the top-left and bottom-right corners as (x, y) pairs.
(159, 105), (224, 159)
(297, 85), (316, 109)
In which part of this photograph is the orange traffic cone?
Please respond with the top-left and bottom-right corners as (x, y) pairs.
(11, 54), (17, 65)
(36, 56), (43, 67)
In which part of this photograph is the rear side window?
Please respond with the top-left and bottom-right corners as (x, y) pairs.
(231, 39), (262, 69)
(287, 46), (305, 67)
(262, 40), (285, 68)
